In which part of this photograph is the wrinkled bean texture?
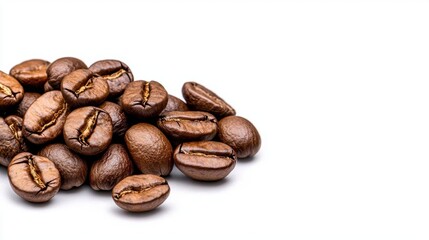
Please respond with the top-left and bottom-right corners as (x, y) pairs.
(121, 81), (168, 119)
(63, 106), (112, 156)
(8, 152), (61, 203)
(23, 91), (68, 144)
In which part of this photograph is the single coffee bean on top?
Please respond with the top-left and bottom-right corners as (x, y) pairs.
(121, 80), (168, 119)
(89, 59), (134, 98)
(63, 106), (113, 156)
(157, 111), (218, 142)
(8, 152), (61, 203)
(182, 81), (235, 118)
(112, 174), (170, 212)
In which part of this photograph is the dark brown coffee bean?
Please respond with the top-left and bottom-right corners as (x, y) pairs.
(121, 81), (168, 119)
(14, 92), (41, 117)
(0, 71), (24, 109)
(47, 57), (87, 89)
(160, 94), (189, 115)
(23, 91), (68, 144)
(61, 69), (109, 108)
(44, 81), (54, 92)
(157, 111), (217, 142)
(218, 116), (261, 158)
(8, 152), (61, 203)
(112, 174), (170, 212)
(9, 59), (50, 91)
(38, 143), (87, 190)
(125, 123), (173, 176)
(174, 141), (236, 181)
(89, 60), (133, 98)
(182, 81), (235, 118)
(0, 116), (28, 166)
(90, 144), (133, 191)
(99, 101), (128, 138)
(63, 106), (112, 156)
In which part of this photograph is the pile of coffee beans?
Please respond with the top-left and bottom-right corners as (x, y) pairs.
(0, 57), (261, 212)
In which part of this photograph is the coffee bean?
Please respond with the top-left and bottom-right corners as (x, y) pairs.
(9, 59), (50, 91)
(121, 81), (168, 119)
(8, 152), (61, 203)
(89, 60), (133, 98)
(61, 69), (109, 108)
(39, 143), (88, 190)
(99, 101), (128, 138)
(174, 141), (236, 181)
(90, 144), (134, 191)
(218, 116), (261, 158)
(44, 81), (54, 92)
(160, 94), (189, 115)
(63, 106), (112, 156)
(157, 111), (217, 142)
(47, 57), (87, 89)
(23, 90), (69, 144)
(182, 81), (235, 118)
(0, 115), (28, 167)
(0, 71), (24, 109)
(112, 174), (170, 212)
(14, 92), (41, 118)
(125, 123), (173, 176)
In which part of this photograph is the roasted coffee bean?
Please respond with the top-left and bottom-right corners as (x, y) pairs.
(44, 81), (54, 92)
(14, 92), (41, 118)
(61, 69), (109, 108)
(112, 174), (170, 212)
(99, 101), (128, 138)
(174, 141), (236, 181)
(39, 143), (87, 190)
(47, 57), (87, 89)
(218, 116), (261, 158)
(182, 81), (235, 118)
(90, 144), (134, 191)
(160, 94), (189, 115)
(89, 60), (133, 98)
(23, 91), (68, 144)
(9, 59), (50, 91)
(121, 81), (168, 119)
(63, 106), (112, 156)
(157, 111), (217, 142)
(0, 116), (28, 167)
(8, 152), (61, 203)
(125, 123), (173, 176)
(0, 71), (24, 109)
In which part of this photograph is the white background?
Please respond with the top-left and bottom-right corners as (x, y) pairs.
(1, 0), (429, 239)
